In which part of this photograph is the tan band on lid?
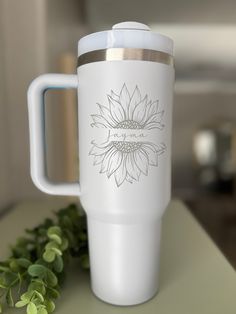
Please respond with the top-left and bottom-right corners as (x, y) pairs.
(77, 48), (174, 67)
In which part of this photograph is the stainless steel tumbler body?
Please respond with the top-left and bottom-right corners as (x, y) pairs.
(28, 21), (174, 305)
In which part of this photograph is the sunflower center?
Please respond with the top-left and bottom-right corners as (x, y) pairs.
(112, 141), (142, 153)
(115, 120), (142, 129)
(113, 121), (143, 152)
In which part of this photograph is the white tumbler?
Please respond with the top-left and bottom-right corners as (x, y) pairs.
(27, 21), (174, 306)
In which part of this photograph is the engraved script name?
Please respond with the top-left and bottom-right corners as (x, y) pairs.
(106, 129), (147, 143)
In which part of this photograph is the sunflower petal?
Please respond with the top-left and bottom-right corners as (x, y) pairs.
(156, 110), (164, 121)
(98, 104), (117, 126)
(126, 153), (140, 181)
(143, 142), (166, 154)
(129, 86), (141, 120)
(144, 122), (164, 130)
(139, 100), (152, 125)
(145, 111), (164, 124)
(134, 149), (149, 176)
(114, 156), (127, 186)
(91, 123), (107, 128)
(107, 151), (123, 178)
(93, 154), (105, 165)
(119, 84), (130, 119)
(89, 142), (112, 156)
(144, 111), (164, 129)
(111, 90), (120, 102)
(125, 173), (134, 183)
(155, 143), (167, 154)
(91, 114), (113, 128)
(108, 95), (125, 123)
(147, 100), (159, 117)
(100, 146), (116, 173)
(141, 144), (158, 166)
(132, 95), (148, 123)
(91, 140), (113, 148)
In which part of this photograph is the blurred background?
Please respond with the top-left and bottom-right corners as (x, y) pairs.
(0, 0), (236, 267)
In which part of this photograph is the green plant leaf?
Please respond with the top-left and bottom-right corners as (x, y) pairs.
(21, 291), (34, 302)
(4, 271), (17, 286)
(79, 232), (87, 241)
(29, 280), (46, 295)
(47, 226), (61, 237)
(53, 255), (63, 273)
(38, 307), (48, 314)
(80, 255), (90, 270)
(48, 234), (62, 245)
(15, 300), (28, 307)
(9, 260), (19, 272)
(0, 302), (2, 313)
(45, 242), (59, 250)
(17, 258), (32, 268)
(34, 291), (44, 302)
(44, 299), (55, 313)
(6, 288), (14, 307)
(51, 248), (62, 256)
(43, 250), (56, 263)
(27, 302), (37, 314)
(28, 265), (57, 287)
(63, 229), (75, 246)
(60, 238), (69, 251)
(0, 266), (10, 273)
(17, 273), (22, 294)
(11, 245), (31, 259)
(44, 269), (58, 287)
(46, 287), (60, 300)
(0, 277), (7, 289)
(61, 216), (72, 229)
(28, 264), (47, 278)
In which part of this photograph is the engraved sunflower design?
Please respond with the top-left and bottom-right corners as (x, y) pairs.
(89, 84), (166, 187)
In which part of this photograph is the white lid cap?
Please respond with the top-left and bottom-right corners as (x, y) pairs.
(78, 21), (173, 56)
(88, 218), (162, 305)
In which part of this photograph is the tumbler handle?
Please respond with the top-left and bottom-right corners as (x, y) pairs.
(27, 74), (80, 196)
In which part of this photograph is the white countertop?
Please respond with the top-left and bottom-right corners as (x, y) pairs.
(0, 199), (236, 314)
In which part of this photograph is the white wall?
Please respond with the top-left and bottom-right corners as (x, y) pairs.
(0, 0), (11, 209)
(86, 0), (236, 30)
(0, 0), (48, 208)
(0, 0), (87, 209)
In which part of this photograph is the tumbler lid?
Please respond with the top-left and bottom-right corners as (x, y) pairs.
(78, 21), (173, 57)
(112, 21), (151, 31)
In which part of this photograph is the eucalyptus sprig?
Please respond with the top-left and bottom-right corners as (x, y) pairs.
(0, 204), (89, 314)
